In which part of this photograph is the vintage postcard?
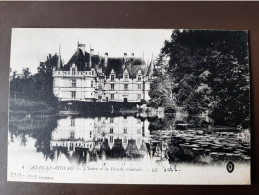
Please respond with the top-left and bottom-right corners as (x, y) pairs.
(8, 28), (251, 184)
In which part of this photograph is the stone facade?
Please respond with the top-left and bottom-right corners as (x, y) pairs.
(52, 43), (153, 103)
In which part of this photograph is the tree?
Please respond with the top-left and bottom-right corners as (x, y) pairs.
(148, 67), (175, 112)
(151, 30), (250, 128)
(22, 68), (31, 79)
(10, 53), (59, 109)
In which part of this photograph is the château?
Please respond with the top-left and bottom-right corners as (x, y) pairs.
(52, 43), (154, 103)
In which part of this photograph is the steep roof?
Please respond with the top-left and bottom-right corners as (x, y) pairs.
(104, 58), (147, 78)
(59, 47), (152, 78)
(62, 48), (102, 71)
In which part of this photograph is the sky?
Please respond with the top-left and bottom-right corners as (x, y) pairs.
(10, 28), (173, 74)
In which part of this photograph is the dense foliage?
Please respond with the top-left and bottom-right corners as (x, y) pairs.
(10, 54), (59, 111)
(149, 30), (250, 128)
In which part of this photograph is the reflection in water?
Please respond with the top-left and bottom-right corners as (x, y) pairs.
(9, 114), (251, 166)
(50, 116), (150, 164)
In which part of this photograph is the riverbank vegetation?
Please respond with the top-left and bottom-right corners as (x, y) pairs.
(10, 54), (59, 117)
(149, 30), (250, 129)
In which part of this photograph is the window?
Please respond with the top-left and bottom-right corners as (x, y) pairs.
(110, 117), (114, 123)
(111, 84), (114, 90)
(71, 91), (76, 98)
(138, 94), (141, 100)
(123, 138), (127, 144)
(110, 127), (113, 133)
(111, 75), (115, 81)
(72, 68), (76, 75)
(91, 81), (94, 88)
(92, 71), (94, 75)
(72, 79), (76, 87)
(124, 74), (129, 80)
(137, 75), (142, 81)
(90, 131), (92, 138)
(70, 131), (74, 139)
(137, 84), (141, 90)
(71, 118), (75, 126)
(111, 94), (114, 100)
(110, 136), (113, 143)
(124, 128), (127, 133)
(124, 84), (128, 90)
(72, 68), (75, 75)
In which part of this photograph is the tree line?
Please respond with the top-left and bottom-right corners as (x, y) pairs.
(149, 30), (250, 128)
(10, 54), (59, 110)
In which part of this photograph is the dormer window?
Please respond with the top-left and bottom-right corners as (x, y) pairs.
(110, 136), (113, 143)
(124, 74), (129, 80)
(137, 75), (142, 81)
(111, 74), (115, 81)
(72, 68), (76, 75)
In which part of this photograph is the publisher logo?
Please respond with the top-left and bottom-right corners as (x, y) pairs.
(226, 162), (234, 173)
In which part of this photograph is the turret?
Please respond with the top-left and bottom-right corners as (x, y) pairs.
(89, 48), (94, 68)
(78, 43), (85, 55)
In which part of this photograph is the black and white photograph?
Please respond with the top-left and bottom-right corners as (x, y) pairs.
(8, 28), (251, 184)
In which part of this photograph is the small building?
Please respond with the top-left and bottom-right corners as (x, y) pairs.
(52, 43), (154, 103)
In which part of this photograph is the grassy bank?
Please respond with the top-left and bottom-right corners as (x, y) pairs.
(9, 98), (57, 117)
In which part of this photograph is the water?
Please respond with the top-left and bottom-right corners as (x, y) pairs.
(8, 114), (251, 166)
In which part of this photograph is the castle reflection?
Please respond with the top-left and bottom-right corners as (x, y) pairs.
(50, 116), (152, 164)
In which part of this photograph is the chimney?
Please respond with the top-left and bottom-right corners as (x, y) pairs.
(124, 53), (127, 65)
(90, 49), (94, 56)
(57, 45), (61, 70)
(78, 43), (85, 55)
(104, 53), (108, 67)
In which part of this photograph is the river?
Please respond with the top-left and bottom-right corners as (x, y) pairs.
(8, 114), (250, 166)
